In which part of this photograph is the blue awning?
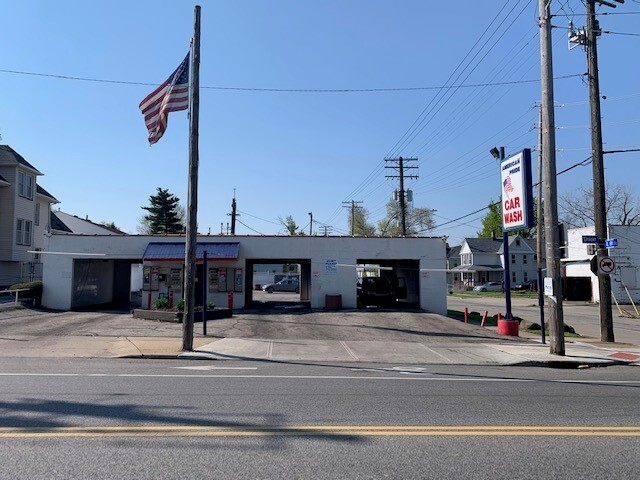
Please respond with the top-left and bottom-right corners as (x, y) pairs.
(143, 242), (239, 261)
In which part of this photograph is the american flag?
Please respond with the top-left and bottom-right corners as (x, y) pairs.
(503, 176), (514, 193)
(139, 53), (190, 145)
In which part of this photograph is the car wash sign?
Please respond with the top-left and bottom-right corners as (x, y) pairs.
(500, 148), (534, 232)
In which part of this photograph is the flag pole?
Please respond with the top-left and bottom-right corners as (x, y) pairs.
(182, 4), (201, 351)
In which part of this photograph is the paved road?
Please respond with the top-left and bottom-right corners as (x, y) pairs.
(0, 358), (639, 479)
(448, 294), (640, 345)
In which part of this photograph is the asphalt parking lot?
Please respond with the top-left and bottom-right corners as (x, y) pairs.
(0, 303), (511, 345)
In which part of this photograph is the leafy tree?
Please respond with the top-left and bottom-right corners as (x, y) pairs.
(139, 187), (184, 234)
(278, 215), (301, 235)
(478, 198), (538, 238)
(348, 207), (376, 236)
(477, 200), (503, 238)
(100, 221), (120, 230)
(377, 199), (435, 236)
(560, 183), (640, 227)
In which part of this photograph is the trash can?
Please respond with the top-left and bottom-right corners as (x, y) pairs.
(325, 294), (342, 310)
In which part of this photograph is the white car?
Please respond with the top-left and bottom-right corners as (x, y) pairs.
(473, 281), (503, 292)
(262, 278), (300, 294)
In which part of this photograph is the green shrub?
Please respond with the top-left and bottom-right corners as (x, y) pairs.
(154, 297), (170, 310)
(207, 301), (216, 309)
(176, 299), (185, 312)
(8, 281), (43, 290)
(8, 281), (43, 306)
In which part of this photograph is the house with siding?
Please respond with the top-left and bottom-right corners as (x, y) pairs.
(0, 146), (59, 287)
(449, 235), (539, 290)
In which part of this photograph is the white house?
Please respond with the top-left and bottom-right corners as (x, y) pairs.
(450, 235), (539, 289)
(0, 146), (59, 286)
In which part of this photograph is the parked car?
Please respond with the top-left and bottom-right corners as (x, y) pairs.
(473, 281), (503, 292)
(262, 277), (300, 293)
(512, 279), (538, 291)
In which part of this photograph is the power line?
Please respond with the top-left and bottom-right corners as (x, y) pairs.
(385, 0), (531, 159)
(418, 155), (595, 233)
(0, 68), (581, 93)
(235, 219), (264, 235)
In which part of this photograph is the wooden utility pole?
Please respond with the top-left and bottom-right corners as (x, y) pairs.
(342, 200), (363, 235)
(538, 0), (565, 355)
(385, 157), (418, 235)
(182, 5), (201, 352)
(587, 0), (617, 342)
(536, 105), (546, 344)
(230, 192), (237, 235)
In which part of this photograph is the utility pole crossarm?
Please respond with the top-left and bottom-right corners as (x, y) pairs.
(384, 156), (419, 236)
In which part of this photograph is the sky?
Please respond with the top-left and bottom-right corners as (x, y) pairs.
(1, 0), (639, 245)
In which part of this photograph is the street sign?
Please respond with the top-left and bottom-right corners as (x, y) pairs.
(582, 235), (598, 244)
(598, 256), (615, 275)
(605, 238), (618, 248)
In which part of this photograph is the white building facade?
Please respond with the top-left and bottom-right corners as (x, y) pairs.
(42, 234), (448, 314)
(564, 225), (640, 304)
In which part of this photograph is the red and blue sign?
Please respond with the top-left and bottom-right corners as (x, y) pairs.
(500, 149), (535, 232)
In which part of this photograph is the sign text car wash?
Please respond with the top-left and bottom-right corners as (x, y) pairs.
(500, 149), (535, 232)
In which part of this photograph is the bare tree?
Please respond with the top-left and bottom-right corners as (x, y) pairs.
(560, 183), (640, 227)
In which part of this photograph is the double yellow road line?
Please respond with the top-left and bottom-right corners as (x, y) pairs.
(1, 425), (640, 438)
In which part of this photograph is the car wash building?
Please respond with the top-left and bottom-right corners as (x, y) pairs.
(41, 234), (447, 314)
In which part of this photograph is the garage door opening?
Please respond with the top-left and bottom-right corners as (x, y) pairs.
(246, 259), (311, 309)
(356, 259), (420, 309)
(72, 259), (140, 311)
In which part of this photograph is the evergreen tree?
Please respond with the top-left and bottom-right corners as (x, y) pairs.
(140, 187), (184, 234)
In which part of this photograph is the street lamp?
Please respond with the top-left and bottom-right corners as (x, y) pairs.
(490, 146), (514, 325)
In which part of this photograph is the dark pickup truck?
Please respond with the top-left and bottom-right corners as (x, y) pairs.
(356, 276), (407, 308)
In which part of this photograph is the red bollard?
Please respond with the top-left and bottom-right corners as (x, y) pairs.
(481, 311), (488, 327)
(227, 291), (234, 309)
(464, 307), (469, 323)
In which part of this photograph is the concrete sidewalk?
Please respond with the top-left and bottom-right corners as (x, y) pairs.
(178, 337), (640, 367)
(0, 332), (638, 367)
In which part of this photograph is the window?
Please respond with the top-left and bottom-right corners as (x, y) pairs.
(534, 254), (537, 262)
(33, 248), (41, 262)
(35, 203), (40, 226)
(516, 239), (521, 246)
(524, 272), (528, 282)
(16, 219), (32, 245)
(511, 254), (516, 264)
(16, 219), (23, 244)
(18, 172), (33, 199)
(512, 272), (517, 283)
(523, 254), (527, 264)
